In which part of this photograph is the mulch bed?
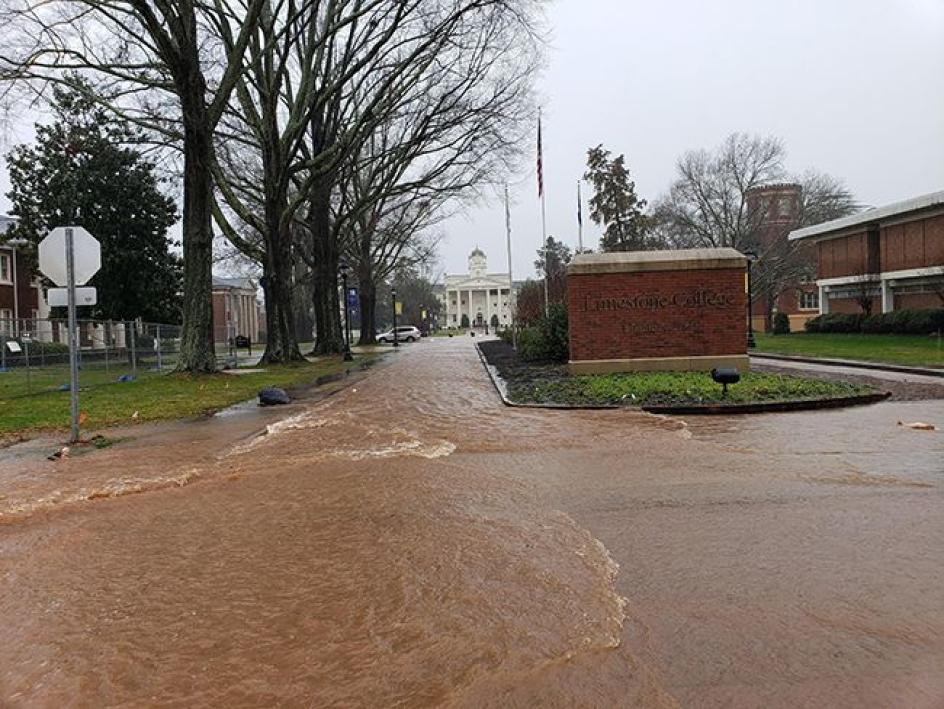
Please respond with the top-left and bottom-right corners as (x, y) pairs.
(480, 339), (944, 404)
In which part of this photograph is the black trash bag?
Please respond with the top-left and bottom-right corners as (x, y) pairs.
(259, 387), (291, 406)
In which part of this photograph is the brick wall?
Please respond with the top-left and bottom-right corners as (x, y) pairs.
(0, 250), (39, 316)
(882, 214), (944, 272)
(568, 268), (746, 362)
(817, 231), (871, 279)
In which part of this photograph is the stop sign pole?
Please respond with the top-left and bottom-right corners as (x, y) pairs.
(65, 227), (81, 443)
(39, 226), (100, 444)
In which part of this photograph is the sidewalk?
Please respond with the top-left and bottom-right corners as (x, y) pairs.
(752, 352), (944, 379)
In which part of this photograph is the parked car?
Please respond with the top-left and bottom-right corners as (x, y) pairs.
(377, 325), (422, 343)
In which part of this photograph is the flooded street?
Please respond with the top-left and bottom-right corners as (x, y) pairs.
(1, 337), (942, 707)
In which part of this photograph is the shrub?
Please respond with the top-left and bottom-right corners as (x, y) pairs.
(460, 313), (469, 328)
(772, 312), (790, 335)
(804, 313), (863, 333)
(16, 340), (70, 355)
(806, 308), (944, 335)
(516, 326), (547, 362)
(498, 327), (514, 345)
(538, 303), (569, 362)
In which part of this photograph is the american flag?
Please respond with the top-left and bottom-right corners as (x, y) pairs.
(536, 113), (544, 198)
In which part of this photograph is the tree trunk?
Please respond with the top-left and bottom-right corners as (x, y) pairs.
(309, 183), (343, 355)
(175, 83), (217, 373)
(357, 271), (377, 345)
(259, 186), (304, 363)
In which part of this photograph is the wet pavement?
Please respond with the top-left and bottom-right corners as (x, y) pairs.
(1, 337), (942, 707)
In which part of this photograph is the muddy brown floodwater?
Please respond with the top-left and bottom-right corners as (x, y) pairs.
(1, 338), (942, 707)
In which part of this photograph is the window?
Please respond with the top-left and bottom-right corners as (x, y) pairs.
(798, 290), (819, 310)
(778, 196), (793, 217)
(0, 252), (10, 283)
(0, 309), (11, 335)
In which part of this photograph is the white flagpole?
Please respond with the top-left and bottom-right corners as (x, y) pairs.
(504, 184), (516, 347)
(538, 109), (548, 317)
(577, 180), (583, 252)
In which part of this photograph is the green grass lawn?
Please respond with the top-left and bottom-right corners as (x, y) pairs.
(508, 371), (873, 407)
(754, 332), (944, 369)
(0, 354), (379, 436)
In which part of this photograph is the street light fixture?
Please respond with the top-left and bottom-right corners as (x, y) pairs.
(339, 261), (353, 361)
(744, 249), (758, 349)
(391, 286), (399, 348)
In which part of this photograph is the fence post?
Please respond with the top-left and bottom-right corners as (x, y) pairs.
(104, 321), (110, 376)
(24, 338), (30, 394)
(130, 320), (137, 379)
(156, 324), (162, 371)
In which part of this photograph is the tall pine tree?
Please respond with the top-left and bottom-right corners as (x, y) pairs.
(6, 84), (182, 323)
(584, 145), (651, 252)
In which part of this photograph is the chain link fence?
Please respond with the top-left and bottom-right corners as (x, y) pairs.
(0, 318), (182, 400)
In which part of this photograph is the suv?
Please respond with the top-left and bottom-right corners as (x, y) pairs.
(377, 325), (422, 343)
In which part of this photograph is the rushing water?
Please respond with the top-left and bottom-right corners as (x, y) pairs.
(1, 338), (942, 707)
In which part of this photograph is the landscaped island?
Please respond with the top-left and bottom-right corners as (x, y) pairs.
(479, 340), (879, 410)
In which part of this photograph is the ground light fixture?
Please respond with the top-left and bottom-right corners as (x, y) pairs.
(744, 249), (758, 349)
(391, 287), (399, 348)
(711, 367), (741, 398)
(339, 261), (353, 361)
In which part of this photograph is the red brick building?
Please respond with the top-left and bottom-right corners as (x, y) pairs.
(0, 215), (43, 335)
(744, 183), (820, 331)
(788, 190), (944, 315)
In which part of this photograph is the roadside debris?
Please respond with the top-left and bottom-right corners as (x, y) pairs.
(898, 421), (936, 431)
(47, 446), (70, 461)
(259, 387), (291, 406)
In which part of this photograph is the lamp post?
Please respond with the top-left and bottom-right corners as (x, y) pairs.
(744, 249), (758, 349)
(7, 237), (29, 337)
(339, 261), (353, 361)
(391, 287), (399, 348)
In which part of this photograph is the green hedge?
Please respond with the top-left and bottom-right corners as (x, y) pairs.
(805, 309), (944, 335)
(772, 312), (790, 335)
(516, 304), (569, 363)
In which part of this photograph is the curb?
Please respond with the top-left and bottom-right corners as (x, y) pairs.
(477, 343), (893, 415)
(641, 391), (891, 415)
(752, 353), (944, 378)
(475, 343), (619, 410)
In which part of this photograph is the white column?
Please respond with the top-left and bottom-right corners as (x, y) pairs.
(881, 279), (894, 313)
(818, 285), (829, 315)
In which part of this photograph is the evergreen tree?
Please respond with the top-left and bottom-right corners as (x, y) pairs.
(6, 84), (182, 323)
(584, 145), (651, 252)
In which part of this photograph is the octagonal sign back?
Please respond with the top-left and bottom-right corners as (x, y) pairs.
(38, 226), (101, 287)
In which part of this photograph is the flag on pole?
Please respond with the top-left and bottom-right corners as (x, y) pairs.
(536, 112), (544, 198)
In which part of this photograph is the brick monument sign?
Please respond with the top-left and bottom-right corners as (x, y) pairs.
(567, 248), (748, 374)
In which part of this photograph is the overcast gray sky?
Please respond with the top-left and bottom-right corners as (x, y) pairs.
(440, 0), (944, 280)
(1, 0), (942, 283)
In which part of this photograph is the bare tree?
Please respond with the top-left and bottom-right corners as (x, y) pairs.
(651, 133), (786, 251)
(1, 0), (266, 371)
(211, 0), (542, 357)
(652, 133), (859, 328)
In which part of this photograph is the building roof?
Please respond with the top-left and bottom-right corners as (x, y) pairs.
(212, 275), (256, 291)
(789, 189), (944, 242)
(568, 247), (746, 275)
(469, 247), (485, 258)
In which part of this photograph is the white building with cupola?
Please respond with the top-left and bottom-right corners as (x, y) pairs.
(438, 248), (520, 328)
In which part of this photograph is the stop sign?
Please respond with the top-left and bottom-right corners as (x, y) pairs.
(38, 226), (101, 286)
